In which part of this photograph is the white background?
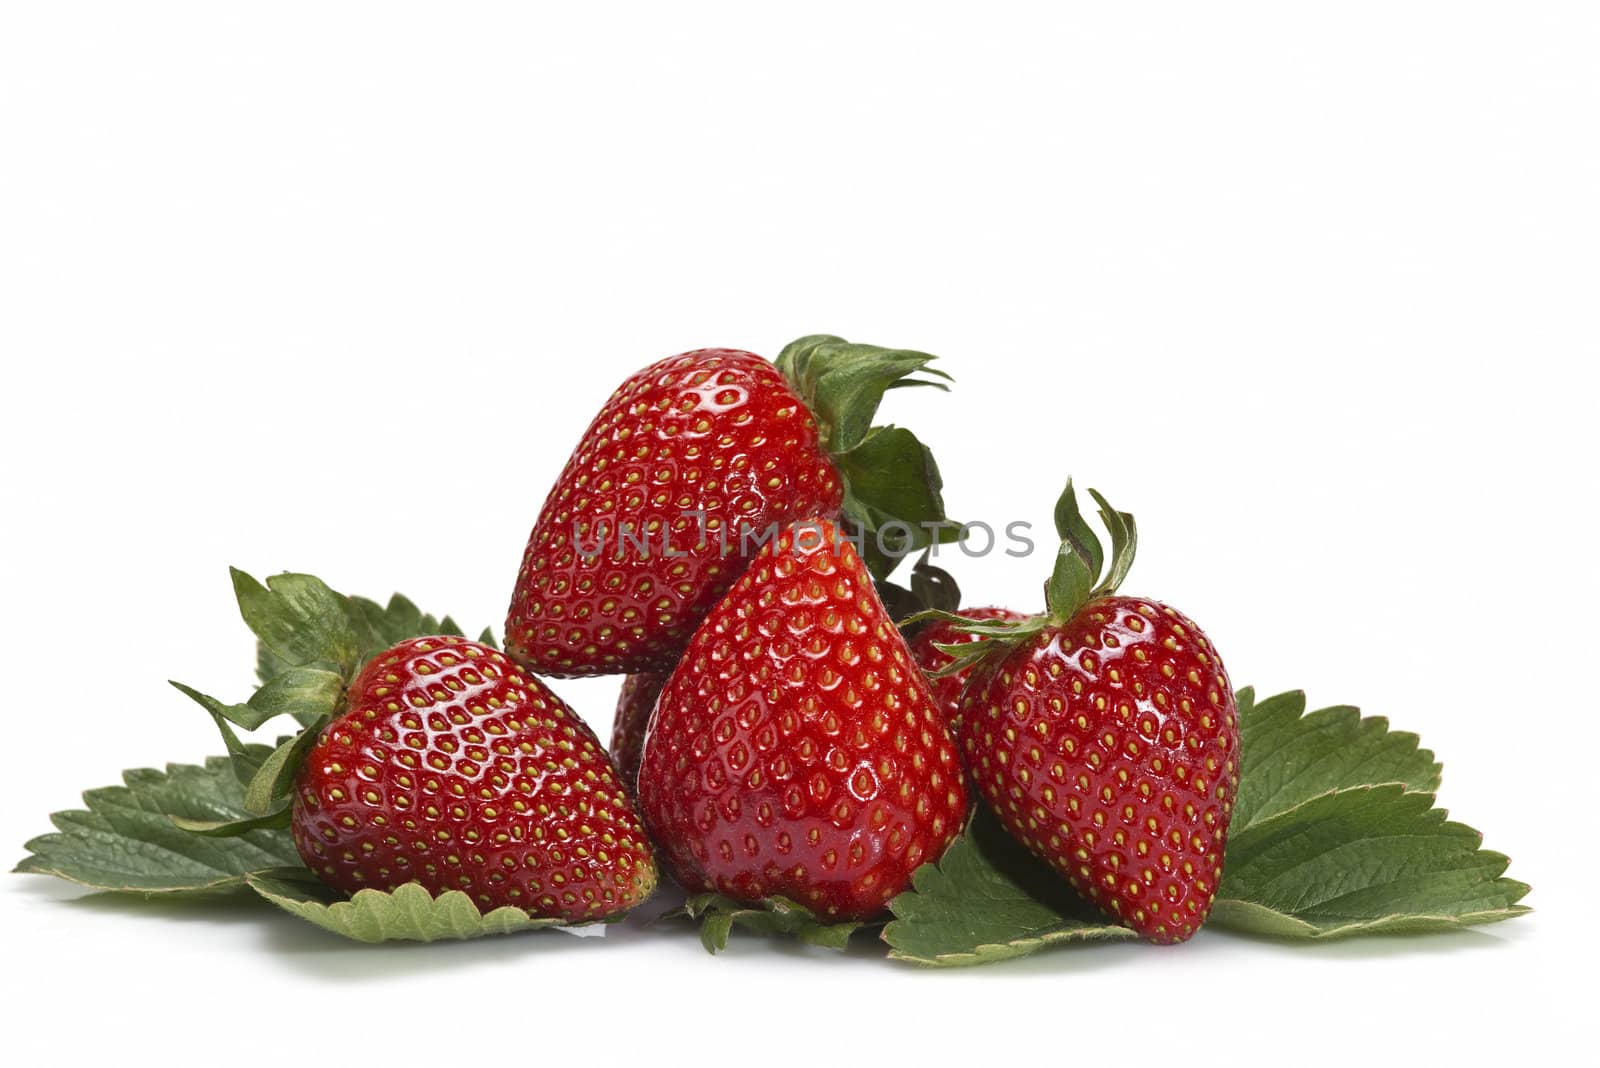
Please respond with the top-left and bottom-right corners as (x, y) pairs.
(2, 2), (1594, 1062)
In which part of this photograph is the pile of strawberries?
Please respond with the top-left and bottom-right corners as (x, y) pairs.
(258, 334), (1242, 945)
(21, 333), (1535, 953)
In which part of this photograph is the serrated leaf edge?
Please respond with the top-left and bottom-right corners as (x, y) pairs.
(1237, 693), (1443, 833)
(1212, 782), (1531, 938)
(244, 874), (570, 944)
(13, 754), (303, 895)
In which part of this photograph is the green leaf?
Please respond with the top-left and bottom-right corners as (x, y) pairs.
(259, 588), (491, 684)
(1234, 687), (1442, 831)
(837, 424), (951, 524)
(243, 728), (323, 815)
(14, 753), (303, 894)
(1045, 546), (1097, 624)
(232, 568), (362, 677)
(173, 668), (343, 734)
(883, 807), (1136, 966)
(1086, 488), (1137, 596)
(347, 592), (423, 650)
(836, 429), (960, 581)
(774, 334), (949, 453)
(1041, 481), (1142, 614)
(168, 681), (268, 786)
(1052, 479), (1104, 581)
(775, 334), (957, 579)
(244, 667), (344, 729)
(170, 807), (292, 837)
(924, 642), (999, 681)
(1212, 785), (1530, 938)
(677, 893), (864, 954)
(170, 679), (264, 734)
(245, 871), (567, 943)
(1044, 480), (1104, 619)
(256, 640), (293, 686)
(346, 592), (469, 654)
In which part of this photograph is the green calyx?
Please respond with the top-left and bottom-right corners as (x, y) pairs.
(903, 479), (1138, 682)
(1044, 479), (1137, 622)
(775, 334), (950, 454)
(169, 569), (492, 833)
(776, 334), (961, 580)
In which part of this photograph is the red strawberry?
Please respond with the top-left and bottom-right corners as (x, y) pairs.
(610, 672), (665, 795)
(637, 518), (969, 921)
(291, 635), (658, 921)
(505, 336), (955, 678)
(945, 484), (1239, 943)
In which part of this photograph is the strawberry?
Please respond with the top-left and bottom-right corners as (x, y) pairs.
(609, 672), (665, 795)
(939, 483), (1239, 943)
(636, 518), (969, 921)
(505, 336), (956, 678)
(291, 635), (658, 920)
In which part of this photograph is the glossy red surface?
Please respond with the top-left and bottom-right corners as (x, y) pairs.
(609, 671), (665, 797)
(291, 636), (657, 920)
(506, 349), (844, 678)
(906, 606), (1028, 726)
(955, 597), (1239, 943)
(637, 519), (968, 921)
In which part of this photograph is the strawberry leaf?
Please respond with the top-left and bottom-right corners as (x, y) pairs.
(775, 334), (959, 582)
(1085, 488), (1137, 596)
(345, 592), (467, 660)
(1232, 687), (1442, 830)
(243, 728), (325, 815)
(833, 427), (959, 567)
(1211, 785), (1530, 938)
(168, 682), (268, 786)
(1044, 480), (1136, 620)
(1212, 688), (1524, 937)
(257, 590), (482, 684)
(13, 752), (303, 894)
(883, 806), (1136, 966)
(775, 334), (948, 454)
(171, 668), (342, 734)
(170, 806), (292, 837)
(256, 640), (293, 687)
(232, 569), (363, 677)
(234, 667), (344, 728)
(676, 892), (864, 954)
(245, 870), (568, 943)
(1051, 478), (1104, 584)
